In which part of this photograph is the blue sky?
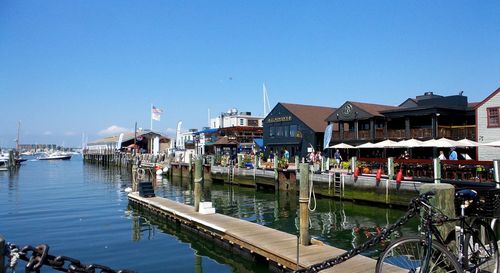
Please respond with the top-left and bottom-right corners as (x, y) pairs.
(1, 1), (499, 147)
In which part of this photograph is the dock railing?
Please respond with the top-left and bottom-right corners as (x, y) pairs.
(357, 157), (495, 183)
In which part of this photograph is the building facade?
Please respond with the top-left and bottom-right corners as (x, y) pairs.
(210, 108), (263, 128)
(476, 88), (500, 160)
(263, 103), (335, 158)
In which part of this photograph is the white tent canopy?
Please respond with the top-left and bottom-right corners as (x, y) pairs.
(397, 138), (424, 148)
(456, 138), (480, 147)
(356, 142), (376, 149)
(329, 143), (355, 149)
(372, 139), (400, 148)
(483, 140), (500, 147)
(420, 138), (462, 148)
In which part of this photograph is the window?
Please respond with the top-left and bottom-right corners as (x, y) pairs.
(276, 126), (283, 136)
(240, 119), (244, 125)
(488, 107), (500, 128)
(290, 125), (298, 137)
(284, 125), (289, 137)
(270, 126), (275, 137)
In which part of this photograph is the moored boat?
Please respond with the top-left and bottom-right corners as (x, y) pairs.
(38, 151), (72, 160)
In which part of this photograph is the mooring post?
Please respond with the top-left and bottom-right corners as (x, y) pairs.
(274, 157), (279, 181)
(188, 154), (193, 174)
(419, 183), (455, 239)
(493, 160), (499, 188)
(194, 158), (203, 212)
(433, 158), (441, 184)
(350, 156), (357, 173)
(0, 234), (5, 273)
(299, 163), (310, 246)
(387, 157), (394, 180)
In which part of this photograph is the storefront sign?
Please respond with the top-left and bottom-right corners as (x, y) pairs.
(267, 116), (292, 123)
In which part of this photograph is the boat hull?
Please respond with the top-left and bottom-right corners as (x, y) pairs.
(38, 155), (72, 160)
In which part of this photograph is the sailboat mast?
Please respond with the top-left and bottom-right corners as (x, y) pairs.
(16, 120), (20, 151)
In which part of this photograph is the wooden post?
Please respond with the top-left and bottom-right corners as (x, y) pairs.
(0, 235), (5, 273)
(419, 183), (455, 239)
(387, 157), (394, 180)
(433, 158), (441, 184)
(299, 163), (310, 246)
(493, 160), (499, 188)
(188, 154), (193, 175)
(351, 156), (357, 173)
(274, 157), (279, 181)
(194, 158), (203, 212)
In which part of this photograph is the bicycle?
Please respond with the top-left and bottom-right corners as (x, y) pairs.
(376, 190), (499, 273)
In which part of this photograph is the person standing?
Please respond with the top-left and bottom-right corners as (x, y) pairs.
(334, 149), (342, 165)
(449, 147), (458, 160)
(283, 148), (290, 164)
(438, 150), (447, 160)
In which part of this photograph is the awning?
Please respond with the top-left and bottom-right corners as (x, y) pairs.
(483, 140), (500, 147)
(328, 143), (355, 149)
(254, 138), (264, 148)
(372, 139), (400, 148)
(396, 138), (424, 148)
(356, 142), (376, 148)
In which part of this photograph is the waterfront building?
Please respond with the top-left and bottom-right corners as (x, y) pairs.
(326, 101), (397, 146)
(87, 131), (170, 153)
(327, 92), (477, 159)
(263, 103), (336, 159)
(475, 87), (500, 160)
(210, 108), (263, 128)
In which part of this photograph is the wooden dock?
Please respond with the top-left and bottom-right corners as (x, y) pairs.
(128, 192), (404, 272)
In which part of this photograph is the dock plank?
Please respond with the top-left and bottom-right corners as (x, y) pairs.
(128, 192), (402, 272)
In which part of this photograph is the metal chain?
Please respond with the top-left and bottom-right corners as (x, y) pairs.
(3, 243), (136, 273)
(295, 198), (422, 273)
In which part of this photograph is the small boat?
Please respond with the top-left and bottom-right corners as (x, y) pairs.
(0, 159), (9, 171)
(38, 151), (72, 160)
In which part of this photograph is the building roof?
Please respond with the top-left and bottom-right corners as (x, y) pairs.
(349, 101), (399, 116)
(89, 131), (169, 145)
(474, 87), (500, 110)
(280, 103), (336, 132)
(213, 136), (238, 146)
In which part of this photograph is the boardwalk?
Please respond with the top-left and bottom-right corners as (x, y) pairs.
(128, 192), (404, 272)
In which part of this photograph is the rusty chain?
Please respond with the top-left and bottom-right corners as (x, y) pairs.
(3, 242), (136, 273)
(294, 195), (425, 273)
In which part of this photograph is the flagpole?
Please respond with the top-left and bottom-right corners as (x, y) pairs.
(150, 104), (153, 131)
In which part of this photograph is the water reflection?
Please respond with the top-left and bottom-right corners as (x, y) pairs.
(150, 176), (418, 258)
(128, 204), (268, 273)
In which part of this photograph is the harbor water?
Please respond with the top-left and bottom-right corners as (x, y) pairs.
(0, 158), (417, 272)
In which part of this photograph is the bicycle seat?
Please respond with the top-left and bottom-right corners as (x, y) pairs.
(455, 189), (477, 200)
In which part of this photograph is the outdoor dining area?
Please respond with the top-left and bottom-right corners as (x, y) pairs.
(329, 138), (500, 183)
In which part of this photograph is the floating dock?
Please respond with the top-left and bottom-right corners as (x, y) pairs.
(128, 192), (403, 272)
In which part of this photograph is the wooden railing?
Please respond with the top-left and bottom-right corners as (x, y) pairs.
(357, 157), (495, 183)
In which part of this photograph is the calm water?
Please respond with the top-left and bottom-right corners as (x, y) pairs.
(0, 157), (417, 272)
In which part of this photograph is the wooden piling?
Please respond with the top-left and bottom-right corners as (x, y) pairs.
(194, 158), (203, 212)
(299, 163), (310, 246)
(0, 235), (5, 273)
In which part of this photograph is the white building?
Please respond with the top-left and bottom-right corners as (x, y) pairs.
(210, 108), (263, 128)
(476, 87), (500, 160)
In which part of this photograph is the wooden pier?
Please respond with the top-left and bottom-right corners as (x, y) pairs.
(128, 192), (403, 272)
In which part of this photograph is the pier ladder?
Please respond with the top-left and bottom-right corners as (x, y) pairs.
(333, 172), (342, 197)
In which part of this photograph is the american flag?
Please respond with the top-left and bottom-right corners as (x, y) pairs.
(151, 106), (163, 121)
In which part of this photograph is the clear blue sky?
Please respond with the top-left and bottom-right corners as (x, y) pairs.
(1, 1), (499, 147)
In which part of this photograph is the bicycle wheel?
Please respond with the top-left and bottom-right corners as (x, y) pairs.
(377, 236), (463, 273)
(464, 219), (499, 273)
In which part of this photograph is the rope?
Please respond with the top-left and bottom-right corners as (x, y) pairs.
(308, 168), (317, 212)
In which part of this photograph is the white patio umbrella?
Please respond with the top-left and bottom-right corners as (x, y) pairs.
(421, 138), (462, 148)
(329, 143), (355, 149)
(396, 138), (424, 148)
(356, 142), (376, 148)
(456, 138), (480, 147)
(483, 140), (500, 147)
(372, 139), (400, 148)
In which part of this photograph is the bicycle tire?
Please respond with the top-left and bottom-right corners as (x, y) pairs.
(464, 219), (499, 273)
(376, 236), (463, 273)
